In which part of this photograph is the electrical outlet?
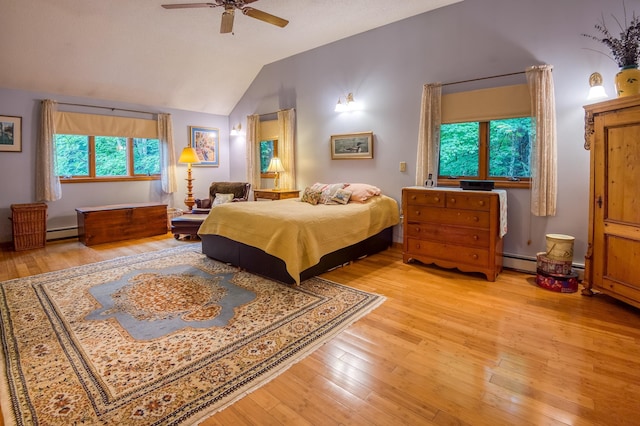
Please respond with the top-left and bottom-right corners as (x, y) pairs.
(399, 161), (407, 172)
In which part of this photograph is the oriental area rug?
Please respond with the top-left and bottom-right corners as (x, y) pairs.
(0, 244), (384, 425)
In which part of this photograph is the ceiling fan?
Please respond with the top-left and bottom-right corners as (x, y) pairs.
(161, 1), (289, 34)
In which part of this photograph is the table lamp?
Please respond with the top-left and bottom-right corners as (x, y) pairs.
(266, 157), (285, 190)
(178, 147), (201, 210)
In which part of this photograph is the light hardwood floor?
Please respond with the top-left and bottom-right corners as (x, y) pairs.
(1, 235), (639, 425)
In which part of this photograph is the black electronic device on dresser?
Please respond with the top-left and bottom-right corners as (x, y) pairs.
(460, 180), (495, 191)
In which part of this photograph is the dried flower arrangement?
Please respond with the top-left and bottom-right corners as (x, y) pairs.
(583, 7), (640, 68)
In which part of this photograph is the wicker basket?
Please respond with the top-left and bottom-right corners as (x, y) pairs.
(10, 203), (48, 251)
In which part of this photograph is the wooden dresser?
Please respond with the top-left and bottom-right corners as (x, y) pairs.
(583, 95), (640, 309)
(402, 187), (505, 281)
(76, 203), (167, 246)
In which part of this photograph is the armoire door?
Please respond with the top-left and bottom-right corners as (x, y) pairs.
(593, 107), (640, 304)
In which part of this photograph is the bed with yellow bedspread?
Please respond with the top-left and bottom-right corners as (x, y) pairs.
(198, 195), (400, 284)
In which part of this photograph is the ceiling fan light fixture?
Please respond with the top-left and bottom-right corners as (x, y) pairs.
(162, 1), (288, 34)
(220, 6), (234, 33)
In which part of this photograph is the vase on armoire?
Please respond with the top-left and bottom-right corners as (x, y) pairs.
(615, 65), (640, 97)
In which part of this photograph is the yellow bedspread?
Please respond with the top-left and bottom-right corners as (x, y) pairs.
(198, 195), (399, 284)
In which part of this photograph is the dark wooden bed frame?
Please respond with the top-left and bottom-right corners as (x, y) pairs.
(201, 227), (394, 284)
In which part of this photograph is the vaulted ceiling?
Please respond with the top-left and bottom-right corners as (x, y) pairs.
(1, 0), (460, 115)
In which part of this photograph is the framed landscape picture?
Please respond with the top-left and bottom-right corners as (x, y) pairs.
(330, 131), (373, 159)
(189, 126), (219, 166)
(0, 115), (22, 152)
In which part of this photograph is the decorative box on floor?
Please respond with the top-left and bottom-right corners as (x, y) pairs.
(10, 203), (48, 251)
(536, 270), (580, 293)
(536, 252), (578, 293)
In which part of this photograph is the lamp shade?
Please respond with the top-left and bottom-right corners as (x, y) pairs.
(266, 157), (285, 173)
(178, 147), (200, 164)
(587, 72), (608, 101)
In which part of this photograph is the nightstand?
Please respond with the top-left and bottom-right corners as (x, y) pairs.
(253, 189), (300, 201)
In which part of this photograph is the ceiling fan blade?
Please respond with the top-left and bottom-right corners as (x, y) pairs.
(220, 7), (234, 33)
(161, 3), (217, 9)
(242, 7), (289, 28)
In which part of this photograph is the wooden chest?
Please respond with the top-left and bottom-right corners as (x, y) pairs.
(76, 203), (167, 246)
(402, 187), (504, 281)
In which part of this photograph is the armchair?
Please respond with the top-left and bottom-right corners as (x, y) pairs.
(193, 182), (251, 213)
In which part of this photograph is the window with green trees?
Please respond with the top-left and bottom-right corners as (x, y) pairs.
(55, 135), (160, 180)
(259, 139), (278, 178)
(439, 117), (532, 185)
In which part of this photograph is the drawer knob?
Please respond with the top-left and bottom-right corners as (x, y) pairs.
(449, 198), (456, 203)
(411, 195), (416, 200)
(434, 197), (440, 202)
(473, 235), (479, 240)
(472, 254), (478, 260)
(473, 216), (479, 222)
(415, 227), (421, 232)
(416, 243), (421, 249)
(415, 210), (421, 216)
(479, 200), (485, 206)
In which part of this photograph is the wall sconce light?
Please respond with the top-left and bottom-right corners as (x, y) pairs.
(335, 92), (359, 112)
(266, 156), (285, 189)
(178, 146), (201, 211)
(587, 72), (608, 101)
(230, 123), (242, 136)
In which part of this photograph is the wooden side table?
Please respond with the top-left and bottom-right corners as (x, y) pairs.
(253, 189), (300, 201)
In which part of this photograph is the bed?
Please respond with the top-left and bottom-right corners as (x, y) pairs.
(198, 194), (399, 284)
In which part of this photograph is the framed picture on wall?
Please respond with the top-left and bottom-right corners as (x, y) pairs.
(189, 126), (219, 166)
(330, 131), (373, 159)
(0, 115), (22, 153)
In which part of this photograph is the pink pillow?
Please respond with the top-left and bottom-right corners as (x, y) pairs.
(347, 183), (381, 202)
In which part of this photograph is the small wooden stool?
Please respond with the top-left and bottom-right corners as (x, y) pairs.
(170, 214), (206, 239)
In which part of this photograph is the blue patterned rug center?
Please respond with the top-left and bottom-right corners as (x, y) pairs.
(86, 266), (255, 340)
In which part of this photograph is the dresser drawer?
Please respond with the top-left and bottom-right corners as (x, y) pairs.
(406, 206), (490, 228)
(406, 238), (489, 267)
(445, 193), (492, 211)
(404, 190), (445, 207)
(406, 222), (489, 248)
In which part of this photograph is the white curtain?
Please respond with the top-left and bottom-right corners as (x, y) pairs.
(526, 65), (557, 216)
(277, 109), (296, 190)
(246, 114), (261, 190)
(157, 113), (177, 194)
(416, 83), (442, 186)
(36, 99), (62, 202)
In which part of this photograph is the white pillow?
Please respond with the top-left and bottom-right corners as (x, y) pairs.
(346, 183), (381, 202)
(213, 193), (234, 205)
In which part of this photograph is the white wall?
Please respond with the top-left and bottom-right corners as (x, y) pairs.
(0, 88), (229, 242)
(228, 0), (629, 265)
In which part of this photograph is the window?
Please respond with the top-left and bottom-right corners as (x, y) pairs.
(55, 134), (160, 181)
(439, 117), (532, 186)
(438, 83), (532, 188)
(259, 139), (278, 178)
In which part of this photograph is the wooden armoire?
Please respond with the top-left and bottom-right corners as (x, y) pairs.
(583, 95), (640, 309)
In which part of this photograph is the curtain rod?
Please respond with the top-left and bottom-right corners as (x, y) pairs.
(257, 108), (294, 117)
(54, 101), (158, 116)
(441, 71), (526, 87)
